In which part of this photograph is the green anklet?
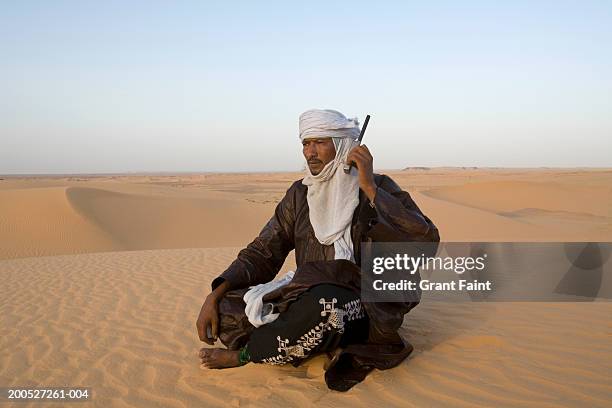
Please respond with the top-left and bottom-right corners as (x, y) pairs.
(238, 346), (251, 365)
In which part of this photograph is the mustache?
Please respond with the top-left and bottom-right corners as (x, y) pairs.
(307, 159), (322, 165)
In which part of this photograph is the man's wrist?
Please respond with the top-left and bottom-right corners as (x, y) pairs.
(363, 182), (377, 202)
(209, 280), (230, 302)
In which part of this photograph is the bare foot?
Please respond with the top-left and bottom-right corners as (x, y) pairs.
(199, 348), (242, 369)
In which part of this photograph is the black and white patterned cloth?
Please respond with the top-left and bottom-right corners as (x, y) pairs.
(247, 284), (369, 366)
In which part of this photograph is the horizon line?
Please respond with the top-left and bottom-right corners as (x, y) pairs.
(2, 166), (612, 178)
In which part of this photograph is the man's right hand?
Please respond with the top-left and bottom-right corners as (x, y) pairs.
(196, 280), (230, 345)
(196, 294), (220, 345)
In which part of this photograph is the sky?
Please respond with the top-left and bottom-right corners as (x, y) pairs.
(1, 0), (611, 174)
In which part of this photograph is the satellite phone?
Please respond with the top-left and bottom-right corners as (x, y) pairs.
(343, 114), (371, 174)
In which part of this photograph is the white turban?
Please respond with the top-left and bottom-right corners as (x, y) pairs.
(299, 109), (361, 141)
(300, 109), (361, 261)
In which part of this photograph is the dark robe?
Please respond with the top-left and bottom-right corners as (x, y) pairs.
(211, 173), (440, 391)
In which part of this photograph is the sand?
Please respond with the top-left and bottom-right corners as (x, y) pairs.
(1, 168), (611, 407)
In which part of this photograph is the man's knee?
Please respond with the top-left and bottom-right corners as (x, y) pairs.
(216, 288), (253, 350)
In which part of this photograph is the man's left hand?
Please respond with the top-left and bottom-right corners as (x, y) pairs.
(346, 144), (377, 202)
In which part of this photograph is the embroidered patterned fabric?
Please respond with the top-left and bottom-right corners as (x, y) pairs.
(246, 284), (368, 365)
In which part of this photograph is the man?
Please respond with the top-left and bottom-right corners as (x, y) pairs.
(196, 109), (439, 391)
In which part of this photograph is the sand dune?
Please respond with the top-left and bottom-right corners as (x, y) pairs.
(418, 177), (611, 242)
(0, 184), (276, 260)
(1, 248), (610, 407)
(0, 187), (120, 260)
(421, 180), (611, 217)
(1, 169), (611, 407)
(65, 186), (273, 250)
(2, 170), (610, 261)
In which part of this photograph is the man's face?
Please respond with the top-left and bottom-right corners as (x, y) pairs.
(302, 138), (336, 175)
